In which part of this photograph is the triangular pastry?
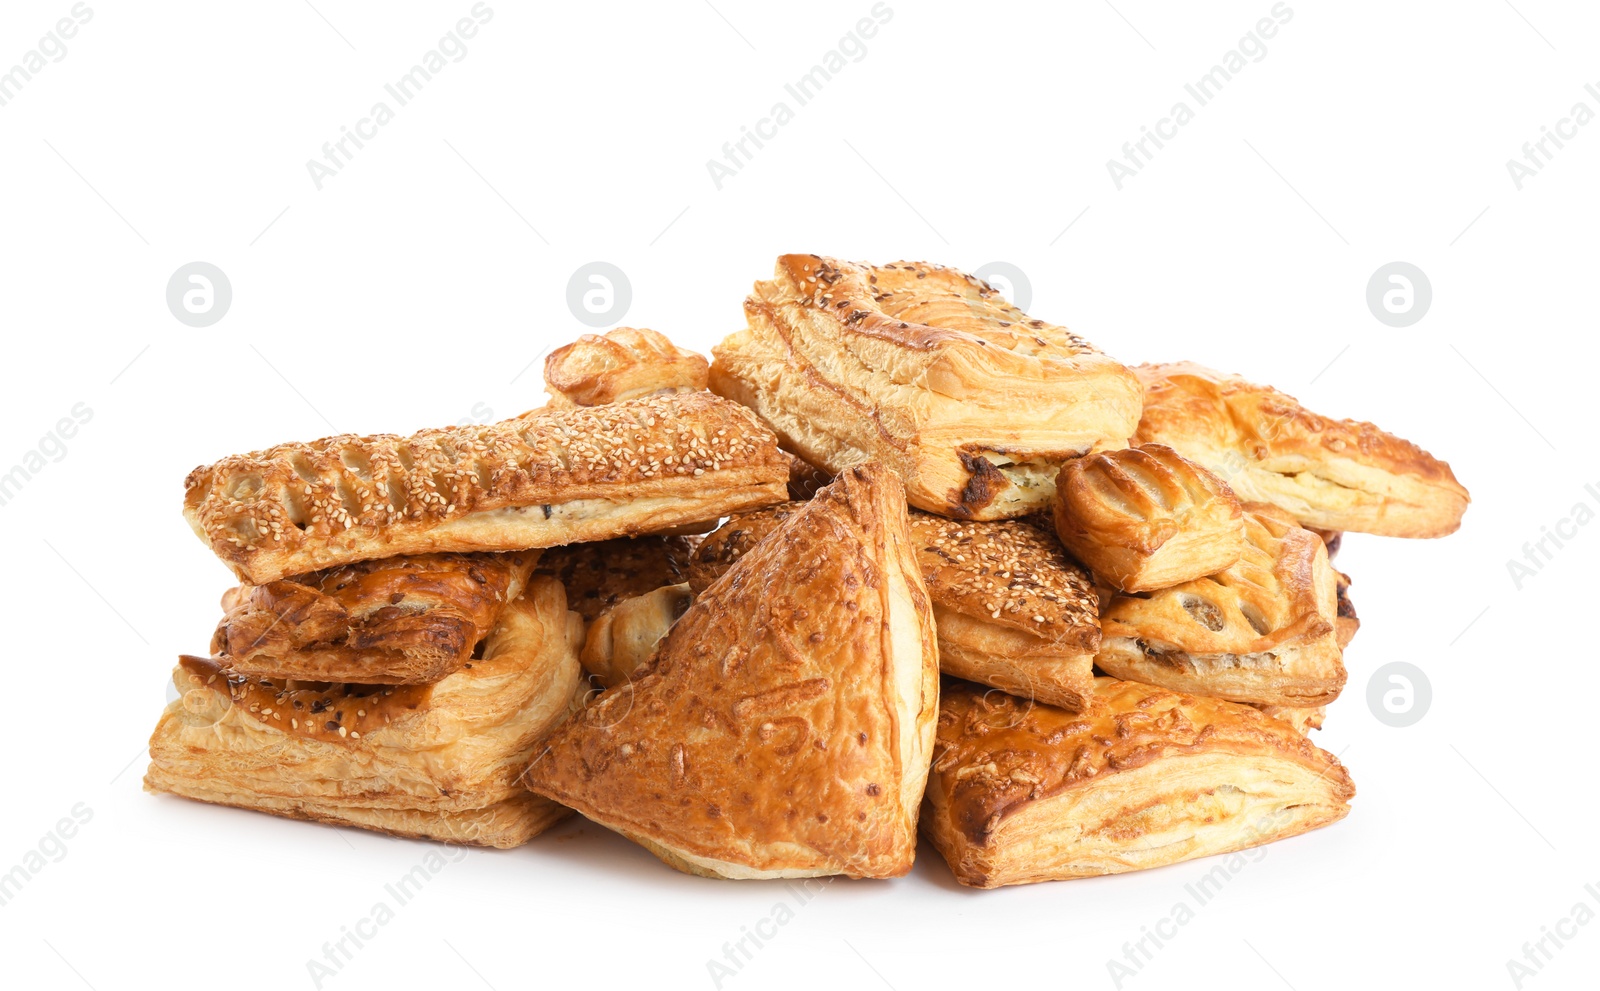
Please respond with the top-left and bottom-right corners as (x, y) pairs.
(688, 505), (1099, 712)
(1093, 504), (1345, 707)
(523, 463), (940, 879)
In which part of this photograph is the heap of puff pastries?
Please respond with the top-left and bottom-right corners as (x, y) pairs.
(147, 254), (1467, 887)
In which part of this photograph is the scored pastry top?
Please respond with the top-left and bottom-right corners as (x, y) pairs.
(1056, 443), (1242, 554)
(931, 678), (1354, 847)
(183, 392), (785, 581)
(1101, 504), (1333, 655)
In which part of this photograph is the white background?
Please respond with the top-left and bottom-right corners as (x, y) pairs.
(1, 1), (1595, 989)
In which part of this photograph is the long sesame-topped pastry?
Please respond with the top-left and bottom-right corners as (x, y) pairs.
(688, 504), (1100, 711)
(183, 392), (789, 584)
(146, 576), (584, 848)
(709, 255), (1143, 521)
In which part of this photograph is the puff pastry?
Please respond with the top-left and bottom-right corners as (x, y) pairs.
(1134, 362), (1469, 537)
(1335, 570), (1359, 649)
(1253, 703), (1326, 735)
(579, 583), (693, 687)
(212, 551), (538, 684)
(535, 535), (695, 624)
(922, 678), (1354, 887)
(524, 463), (940, 879)
(543, 327), (709, 407)
(184, 393), (788, 584)
(689, 505), (1100, 712)
(1094, 504), (1346, 707)
(1053, 443), (1244, 592)
(784, 450), (833, 501)
(709, 255), (1143, 520)
(145, 577), (584, 848)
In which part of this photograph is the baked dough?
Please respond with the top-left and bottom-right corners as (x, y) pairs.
(1094, 504), (1346, 707)
(535, 535), (695, 624)
(1134, 362), (1469, 537)
(524, 463), (940, 879)
(709, 255), (1143, 520)
(784, 450), (833, 501)
(579, 583), (693, 687)
(212, 551), (538, 684)
(922, 678), (1355, 887)
(1053, 443), (1244, 592)
(145, 576), (584, 848)
(1335, 570), (1359, 649)
(1252, 703), (1327, 734)
(543, 327), (709, 407)
(689, 505), (1100, 712)
(183, 392), (788, 584)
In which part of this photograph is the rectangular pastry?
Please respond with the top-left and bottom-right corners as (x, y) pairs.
(709, 255), (1143, 520)
(146, 576), (584, 848)
(212, 551), (538, 684)
(688, 504), (1100, 711)
(1134, 362), (1469, 537)
(1093, 504), (1346, 707)
(922, 678), (1355, 887)
(183, 392), (789, 584)
(525, 464), (939, 879)
(1053, 443), (1244, 592)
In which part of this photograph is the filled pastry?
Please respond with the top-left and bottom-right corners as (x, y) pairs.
(709, 255), (1143, 520)
(922, 678), (1355, 887)
(145, 577), (584, 848)
(1053, 443), (1244, 592)
(1134, 362), (1469, 537)
(689, 505), (1100, 712)
(1093, 504), (1346, 707)
(524, 464), (939, 879)
(183, 392), (789, 583)
(543, 326), (709, 407)
(212, 551), (538, 684)
(579, 583), (693, 687)
(535, 535), (696, 624)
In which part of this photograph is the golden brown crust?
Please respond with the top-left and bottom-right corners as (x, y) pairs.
(1252, 703), (1327, 735)
(1094, 505), (1346, 706)
(689, 505), (1098, 711)
(709, 255), (1143, 520)
(1053, 444), (1244, 592)
(182, 392), (788, 584)
(212, 551), (538, 684)
(922, 678), (1354, 887)
(536, 536), (695, 624)
(543, 327), (709, 407)
(784, 450), (833, 501)
(144, 577), (584, 848)
(1133, 362), (1469, 537)
(579, 583), (693, 687)
(524, 464), (940, 879)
